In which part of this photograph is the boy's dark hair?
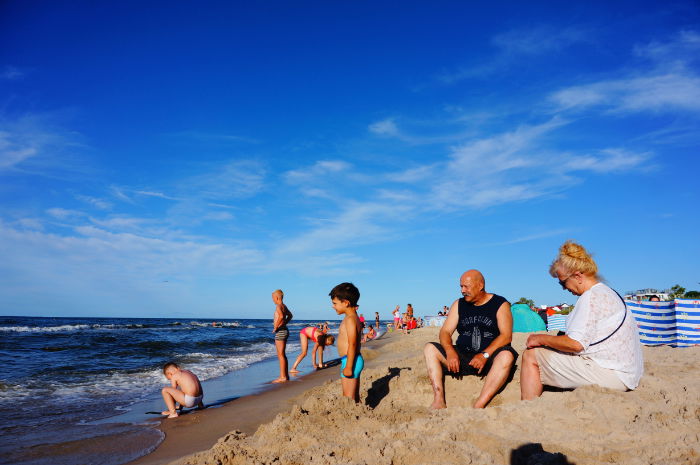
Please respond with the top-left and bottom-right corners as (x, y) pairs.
(163, 362), (179, 374)
(329, 282), (360, 307)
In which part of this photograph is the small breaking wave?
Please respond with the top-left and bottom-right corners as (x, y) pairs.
(0, 324), (91, 333)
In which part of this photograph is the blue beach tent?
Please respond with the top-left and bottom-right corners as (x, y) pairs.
(511, 304), (547, 333)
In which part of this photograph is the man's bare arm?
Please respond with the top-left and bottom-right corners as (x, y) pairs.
(440, 300), (460, 373)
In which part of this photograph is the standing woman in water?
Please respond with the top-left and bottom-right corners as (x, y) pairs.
(271, 289), (293, 383)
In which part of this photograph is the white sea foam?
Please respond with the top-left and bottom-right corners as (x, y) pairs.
(0, 324), (91, 333)
(0, 342), (289, 407)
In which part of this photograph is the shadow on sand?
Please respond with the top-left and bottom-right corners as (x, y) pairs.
(364, 366), (411, 409)
(510, 443), (575, 465)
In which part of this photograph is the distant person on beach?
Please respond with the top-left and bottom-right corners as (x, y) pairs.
(330, 282), (363, 402)
(290, 326), (335, 372)
(520, 241), (644, 401)
(161, 362), (204, 418)
(407, 304), (414, 318)
(375, 312), (380, 330)
(363, 324), (376, 342)
(393, 305), (401, 330)
(271, 289), (293, 383)
(423, 269), (517, 409)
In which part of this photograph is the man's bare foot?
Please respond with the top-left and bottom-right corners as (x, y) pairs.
(472, 398), (488, 408)
(429, 400), (447, 409)
(271, 377), (289, 383)
(167, 412), (179, 418)
(163, 410), (179, 418)
(289, 369), (300, 373)
(161, 410), (170, 415)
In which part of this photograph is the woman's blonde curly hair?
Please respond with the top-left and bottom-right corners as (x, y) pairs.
(549, 240), (599, 278)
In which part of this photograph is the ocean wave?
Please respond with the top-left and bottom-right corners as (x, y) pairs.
(188, 321), (245, 329)
(0, 324), (92, 333)
(0, 323), (172, 333)
(0, 342), (289, 407)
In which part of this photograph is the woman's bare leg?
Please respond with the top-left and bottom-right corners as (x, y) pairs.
(290, 333), (309, 372)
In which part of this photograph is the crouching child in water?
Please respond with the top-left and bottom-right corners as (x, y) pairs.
(161, 362), (204, 418)
(329, 282), (363, 402)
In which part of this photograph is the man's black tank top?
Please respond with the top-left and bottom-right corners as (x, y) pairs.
(455, 294), (507, 352)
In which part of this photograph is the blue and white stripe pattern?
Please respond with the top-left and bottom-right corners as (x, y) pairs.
(627, 299), (700, 347)
(546, 314), (568, 332)
(674, 300), (700, 347)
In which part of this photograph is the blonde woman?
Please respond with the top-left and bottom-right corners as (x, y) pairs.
(520, 241), (643, 400)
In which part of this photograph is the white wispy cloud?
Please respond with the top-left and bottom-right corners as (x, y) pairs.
(551, 31), (700, 114)
(187, 159), (266, 200)
(276, 200), (411, 255)
(284, 160), (353, 184)
(484, 228), (575, 246)
(550, 73), (700, 113)
(203, 211), (234, 221)
(634, 30), (700, 65)
(75, 194), (112, 210)
(46, 208), (83, 219)
(134, 190), (180, 201)
(165, 130), (259, 145)
(0, 113), (87, 175)
(1, 66), (24, 80)
(559, 148), (652, 174)
(277, 114), (651, 260)
(368, 119), (400, 137)
(492, 26), (591, 56)
(439, 26), (591, 83)
(89, 216), (150, 231)
(0, 218), (265, 289)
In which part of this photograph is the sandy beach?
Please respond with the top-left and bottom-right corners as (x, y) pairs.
(135, 328), (699, 465)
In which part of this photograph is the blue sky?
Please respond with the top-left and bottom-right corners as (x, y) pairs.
(1, 1), (699, 319)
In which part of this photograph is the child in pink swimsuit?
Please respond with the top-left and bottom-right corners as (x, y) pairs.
(290, 326), (335, 372)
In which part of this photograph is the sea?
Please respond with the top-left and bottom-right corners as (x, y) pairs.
(0, 316), (350, 465)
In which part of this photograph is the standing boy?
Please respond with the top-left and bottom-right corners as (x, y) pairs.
(272, 289), (293, 383)
(330, 282), (363, 402)
(161, 362), (204, 418)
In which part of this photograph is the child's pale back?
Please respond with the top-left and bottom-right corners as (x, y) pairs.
(169, 368), (202, 397)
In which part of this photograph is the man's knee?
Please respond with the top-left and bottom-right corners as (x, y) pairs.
(423, 342), (439, 359)
(493, 349), (515, 369)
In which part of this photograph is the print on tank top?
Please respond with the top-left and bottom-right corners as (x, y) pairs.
(455, 295), (505, 353)
(458, 315), (495, 352)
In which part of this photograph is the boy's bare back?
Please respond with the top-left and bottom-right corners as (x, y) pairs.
(172, 369), (202, 397)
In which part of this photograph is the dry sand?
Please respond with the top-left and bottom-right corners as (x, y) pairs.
(146, 328), (699, 465)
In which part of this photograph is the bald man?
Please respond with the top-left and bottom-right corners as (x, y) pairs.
(423, 270), (518, 408)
